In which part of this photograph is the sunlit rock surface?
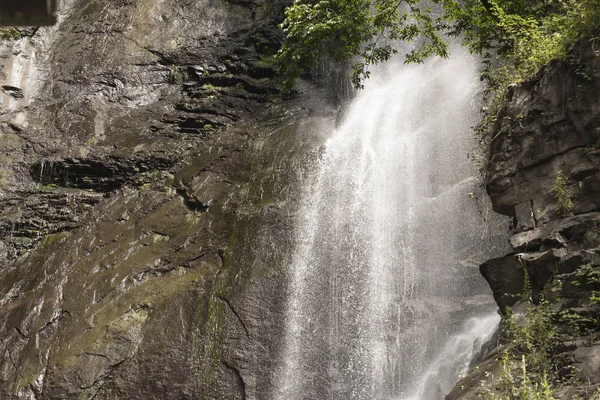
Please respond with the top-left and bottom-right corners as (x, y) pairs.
(0, 0), (328, 398)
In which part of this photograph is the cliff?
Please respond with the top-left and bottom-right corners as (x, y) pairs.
(448, 34), (600, 399)
(1, 1), (598, 399)
(0, 0), (338, 398)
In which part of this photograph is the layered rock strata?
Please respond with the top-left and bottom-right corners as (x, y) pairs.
(0, 1), (340, 398)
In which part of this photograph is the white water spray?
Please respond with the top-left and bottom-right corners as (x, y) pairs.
(275, 47), (500, 399)
(401, 313), (500, 400)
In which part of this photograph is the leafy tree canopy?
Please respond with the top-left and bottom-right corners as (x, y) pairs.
(276, 0), (600, 91)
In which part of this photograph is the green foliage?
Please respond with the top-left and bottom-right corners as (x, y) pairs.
(558, 264), (600, 334)
(170, 65), (181, 84)
(40, 183), (59, 191)
(480, 262), (600, 398)
(0, 28), (20, 40)
(558, 309), (598, 336)
(39, 232), (69, 248)
(574, 263), (600, 286)
(450, 0), (599, 78)
(480, 302), (558, 400)
(136, 170), (175, 194)
(521, 264), (533, 301)
(277, 0), (451, 91)
(482, 269), (558, 399)
(507, 268), (557, 369)
(552, 170), (573, 216)
(482, 354), (555, 400)
(0, 169), (9, 189)
(276, 0), (600, 94)
(504, 301), (557, 371)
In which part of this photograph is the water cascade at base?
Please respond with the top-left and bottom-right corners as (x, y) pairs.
(274, 48), (502, 400)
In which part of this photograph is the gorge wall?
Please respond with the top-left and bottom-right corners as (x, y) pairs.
(0, 1), (599, 399)
(448, 33), (600, 399)
(0, 0), (333, 398)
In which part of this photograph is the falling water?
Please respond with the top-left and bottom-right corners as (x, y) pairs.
(274, 47), (501, 400)
(401, 313), (500, 400)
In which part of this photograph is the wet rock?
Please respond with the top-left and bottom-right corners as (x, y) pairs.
(480, 255), (524, 313)
(0, 0), (291, 265)
(0, 189), (103, 262)
(29, 156), (175, 192)
(445, 352), (502, 400)
(0, 0), (316, 398)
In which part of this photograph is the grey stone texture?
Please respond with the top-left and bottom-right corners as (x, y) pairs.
(0, 0), (335, 398)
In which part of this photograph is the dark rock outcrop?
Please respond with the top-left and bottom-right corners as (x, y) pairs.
(483, 33), (600, 307)
(450, 33), (600, 399)
(480, 255), (524, 313)
(486, 41), (600, 226)
(479, 32), (600, 310)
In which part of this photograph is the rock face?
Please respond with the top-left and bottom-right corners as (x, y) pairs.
(0, 0), (287, 263)
(1, 1), (597, 399)
(449, 34), (600, 399)
(0, 0), (341, 398)
(483, 33), (600, 309)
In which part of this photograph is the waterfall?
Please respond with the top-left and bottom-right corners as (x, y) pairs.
(401, 313), (500, 400)
(274, 47), (500, 400)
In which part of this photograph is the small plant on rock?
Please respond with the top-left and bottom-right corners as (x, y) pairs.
(552, 171), (573, 216)
(480, 280), (559, 400)
(504, 301), (557, 371)
(0, 28), (20, 40)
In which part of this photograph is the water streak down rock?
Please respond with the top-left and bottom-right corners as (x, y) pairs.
(0, 1), (312, 398)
